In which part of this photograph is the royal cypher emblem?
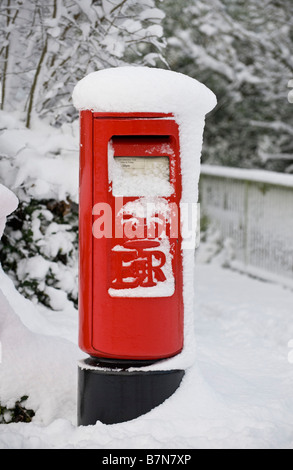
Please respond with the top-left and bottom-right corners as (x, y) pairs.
(111, 240), (167, 289)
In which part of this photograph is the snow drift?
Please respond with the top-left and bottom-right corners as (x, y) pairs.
(0, 184), (80, 424)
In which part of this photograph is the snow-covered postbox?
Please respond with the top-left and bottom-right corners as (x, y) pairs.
(73, 67), (216, 425)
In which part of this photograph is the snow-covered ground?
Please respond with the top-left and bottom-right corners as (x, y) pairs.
(1, 247), (293, 449)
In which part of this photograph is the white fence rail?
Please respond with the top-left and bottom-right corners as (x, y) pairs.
(199, 164), (293, 288)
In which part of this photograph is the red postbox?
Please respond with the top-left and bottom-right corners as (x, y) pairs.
(79, 111), (183, 363)
(74, 66), (217, 425)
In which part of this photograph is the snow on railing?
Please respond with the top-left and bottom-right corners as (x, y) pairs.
(199, 164), (293, 288)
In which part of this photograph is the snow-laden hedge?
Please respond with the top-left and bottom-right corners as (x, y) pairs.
(0, 111), (79, 312)
(0, 199), (78, 310)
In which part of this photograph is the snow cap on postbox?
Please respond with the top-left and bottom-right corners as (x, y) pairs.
(72, 66), (217, 118)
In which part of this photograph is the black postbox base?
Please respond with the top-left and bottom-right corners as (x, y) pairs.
(77, 358), (185, 426)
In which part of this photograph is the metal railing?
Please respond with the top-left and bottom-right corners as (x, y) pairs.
(199, 164), (293, 288)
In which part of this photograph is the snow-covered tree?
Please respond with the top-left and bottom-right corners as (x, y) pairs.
(0, 0), (166, 128)
(162, 0), (293, 171)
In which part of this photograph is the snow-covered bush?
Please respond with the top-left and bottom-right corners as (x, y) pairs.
(0, 396), (35, 424)
(0, 198), (78, 310)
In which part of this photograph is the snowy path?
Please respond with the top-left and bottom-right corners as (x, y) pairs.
(193, 264), (293, 448)
(0, 262), (293, 449)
